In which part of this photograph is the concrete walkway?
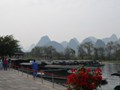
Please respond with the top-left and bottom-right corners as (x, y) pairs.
(0, 68), (66, 90)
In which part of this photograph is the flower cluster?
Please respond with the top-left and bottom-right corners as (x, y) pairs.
(66, 67), (102, 90)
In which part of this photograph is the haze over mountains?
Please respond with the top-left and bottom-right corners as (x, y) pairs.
(23, 34), (119, 52)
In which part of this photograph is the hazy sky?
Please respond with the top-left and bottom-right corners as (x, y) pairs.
(0, 0), (120, 49)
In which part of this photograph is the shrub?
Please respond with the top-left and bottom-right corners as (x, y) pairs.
(66, 67), (102, 90)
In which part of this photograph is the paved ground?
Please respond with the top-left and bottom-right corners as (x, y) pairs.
(0, 68), (66, 90)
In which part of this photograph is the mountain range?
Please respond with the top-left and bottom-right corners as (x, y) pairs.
(24, 34), (119, 52)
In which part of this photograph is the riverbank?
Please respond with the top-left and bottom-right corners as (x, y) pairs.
(102, 60), (120, 64)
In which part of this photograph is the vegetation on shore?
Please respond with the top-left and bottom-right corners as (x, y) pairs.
(102, 60), (120, 64)
(24, 41), (120, 62)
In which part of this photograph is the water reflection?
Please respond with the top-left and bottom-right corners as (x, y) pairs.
(101, 64), (120, 90)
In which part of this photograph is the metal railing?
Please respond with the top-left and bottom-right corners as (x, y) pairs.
(11, 64), (66, 90)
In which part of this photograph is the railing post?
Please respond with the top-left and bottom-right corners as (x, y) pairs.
(13, 65), (16, 72)
(18, 66), (19, 74)
(41, 71), (43, 84)
(21, 66), (23, 76)
(52, 73), (54, 88)
(27, 68), (29, 78)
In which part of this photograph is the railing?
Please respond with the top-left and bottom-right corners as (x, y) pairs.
(11, 64), (67, 90)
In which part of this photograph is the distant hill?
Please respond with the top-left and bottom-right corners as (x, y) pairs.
(116, 38), (120, 44)
(36, 35), (51, 47)
(118, 39), (120, 44)
(68, 38), (79, 52)
(72, 38), (80, 45)
(45, 41), (64, 52)
(61, 41), (68, 48)
(27, 44), (35, 52)
(102, 34), (118, 44)
(25, 34), (119, 53)
(20, 45), (26, 52)
(82, 37), (95, 44)
(88, 36), (97, 43)
(95, 39), (105, 48)
(36, 36), (64, 52)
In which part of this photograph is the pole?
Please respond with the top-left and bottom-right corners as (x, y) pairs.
(52, 73), (54, 88)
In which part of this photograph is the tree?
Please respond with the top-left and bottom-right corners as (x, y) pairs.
(106, 42), (114, 60)
(30, 47), (43, 58)
(30, 46), (57, 60)
(98, 47), (105, 60)
(94, 48), (98, 60)
(113, 43), (120, 60)
(0, 35), (20, 58)
(78, 44), (86, 59)
(83, 42), (93, 59)
(45, 46), (57, 59)
(93, 47), (105, 61)
(64, 47), (76, 60)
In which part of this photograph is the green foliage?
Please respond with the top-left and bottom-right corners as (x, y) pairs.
(64, 47), (76, 60)
(25, 41), (120, 61)
(78, 44), (86, 59)
(30, 46), (58, 60)
(0, 35), (20, 57)
(83, 42), (93, 59)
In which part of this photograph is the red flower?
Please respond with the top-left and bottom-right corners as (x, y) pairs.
(66, 67), (102, 90)
(95, 68), (102, 73)
(67, 73), (78, 84)
(89, 83), (95, 90)
(86, 68), (91, 73)
(71, 68), (77, 73)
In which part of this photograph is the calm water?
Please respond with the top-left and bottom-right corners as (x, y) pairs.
(45, 63), (120, 90)
(100, 63), (120, 90)
(43, 63), (120, 90)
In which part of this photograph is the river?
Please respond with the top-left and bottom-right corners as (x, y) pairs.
(100, 63), (120, 90)
(42, 63), (120, 90)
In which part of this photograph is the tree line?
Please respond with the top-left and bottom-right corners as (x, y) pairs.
(25, 41), (120, 61)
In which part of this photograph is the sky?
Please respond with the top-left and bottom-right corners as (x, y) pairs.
(0, 0), (120, 49)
